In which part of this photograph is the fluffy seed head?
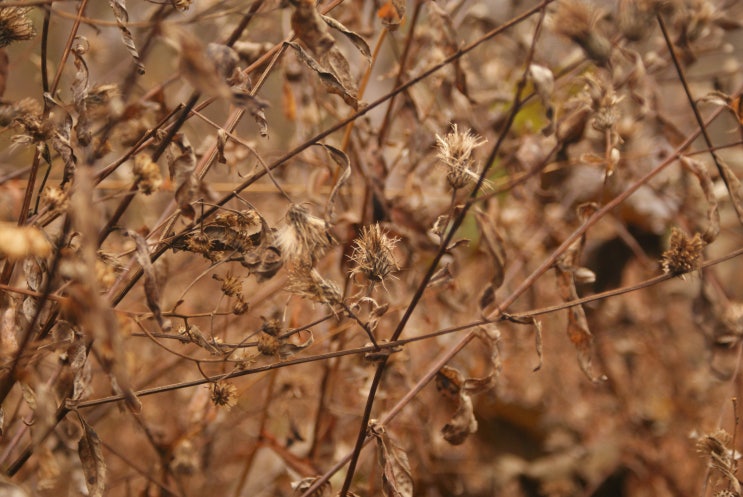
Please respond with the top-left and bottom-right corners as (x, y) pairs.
(277, 204), (334, 264)
(350, 224), (399, 283)
(435, 124), (486, 190)
(661, 228), (705, 276)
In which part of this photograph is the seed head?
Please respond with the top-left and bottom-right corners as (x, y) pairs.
(133, 154), (162, 195)
(350, 224), (399, 283)
(286, 265), (342, 306)
(435, 124), (486, 190)
(210, 381), (238, 409)
(0, 8), (35, 48)
(661, 228), (705, 276)
(277, 204), (334, 264)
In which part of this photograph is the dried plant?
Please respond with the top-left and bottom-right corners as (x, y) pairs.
(0, 1), (742, 496)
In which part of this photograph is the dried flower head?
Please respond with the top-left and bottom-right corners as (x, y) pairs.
(351, 224), (399, 283)
(232, 296), (249, 315)
(435, 124), (486, 190)
(169, 439), (199, 475)
(661, 228), (705, 276)
(0, 222), (52, 260)
(277, 204), (334, 264)
(286, 265), (342, 306)
(210, 380), (238, 409)
(133, 154), (162, 195)
(43, 186), (68, 211)
(0, 8), (36, 48)
(550, 0), (611, 64)
(696, 429), (741, 495)
(212, 273), (243, 297)
(185, 231), (212, 255)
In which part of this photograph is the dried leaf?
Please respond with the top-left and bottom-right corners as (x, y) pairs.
(314, 143), (350, 223)
(555, 207), (603, 382)
(717, 159), (743, 229)
(427, 2), (471, 101)
(278, 330), (314, 358)
(681, 156), (719, 243)
(284, 41), (358, 109)
(321, 15), (371, 60)
(51, 113), (77, 186)
(77, 416), (106, 497)
(378, 0), (405, 30)
(71, 36), (91, 145)
(370, 424), (414, 497)
(127, 231), (170, 331)
(109, 0), (144, 74)
(216, 129), (228, 164)
(167, 133), (198, 220)
(442, 391), (478, 445)
(474, 209), (507, 291)
(290, 0), (334, 57)
(169, 26), (231, 98)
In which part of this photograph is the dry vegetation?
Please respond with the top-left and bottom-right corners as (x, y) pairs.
(1, 0), (743, 496)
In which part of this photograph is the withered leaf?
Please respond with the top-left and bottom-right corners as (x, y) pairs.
(716, 158), (743, 230)
(52, 113), (77, 186)
(216, 129), (227, 164)
(278, 330), (314, 358)
(442, 391), (478, 445)
(290, 0), (334, 57)
(71, 36), (91, 146)
(109, 0), (144, 74)
(77, 416), (106, 497)
(127, 230), (169, 331)
(436, 365), (464, 401)
(168, 133), (198, 220)
(681, 156), (719, 244)
(474, 209), (507, 291)
(321, 15), (371, 60)
(378, 0), (406, 31)
(427, 2), (472, 101)
(284, 42), (358, 109)
(314, 143), (350, 224)
(371, 424), (414, 497)
(169, 26), (231, 99)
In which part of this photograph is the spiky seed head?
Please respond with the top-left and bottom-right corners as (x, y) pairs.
(0, 8), (35, 48)
(661, 228), (705, 276)
(210, 381), (238, 409)
(435, 124), (486, 190)
(350, 224), (399, 283)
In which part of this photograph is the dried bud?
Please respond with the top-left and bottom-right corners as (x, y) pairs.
(350, 224), (399, 283)
(435, 124), (486, 190)
(257, 322), (281, 355)
(132, 154), (162, 195)
(210, 381), (238, 409)
(277, 204), (334, 264)
(212, 273), (243, 297)
(661, 228), (705, 276)
(0, 8), (36, 48)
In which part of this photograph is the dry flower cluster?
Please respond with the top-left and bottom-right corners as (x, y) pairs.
(0, 0), (743, 496)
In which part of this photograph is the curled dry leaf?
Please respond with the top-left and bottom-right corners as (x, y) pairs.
(77, 416), (106, 497)
(681, 156), (719, 244)
(52, 114), (77, 186)
(109, 0), (144, 74)
(378, 0), (406, 31)
(316, 143), (351, 224)
(435, 365), (479, 445)
(168, 25), (231, 99)
(291, 0), (335, 57)
(284, 42), (359, 109)
(555, 205), (603, 382)
(127, 231), (170, 331)
(370, 423), (414, 497)
(474, 209), (507, 293)
(321, 15), (371, 60)
(167, 133), (198, 220)
(71, 36), (91, 146)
